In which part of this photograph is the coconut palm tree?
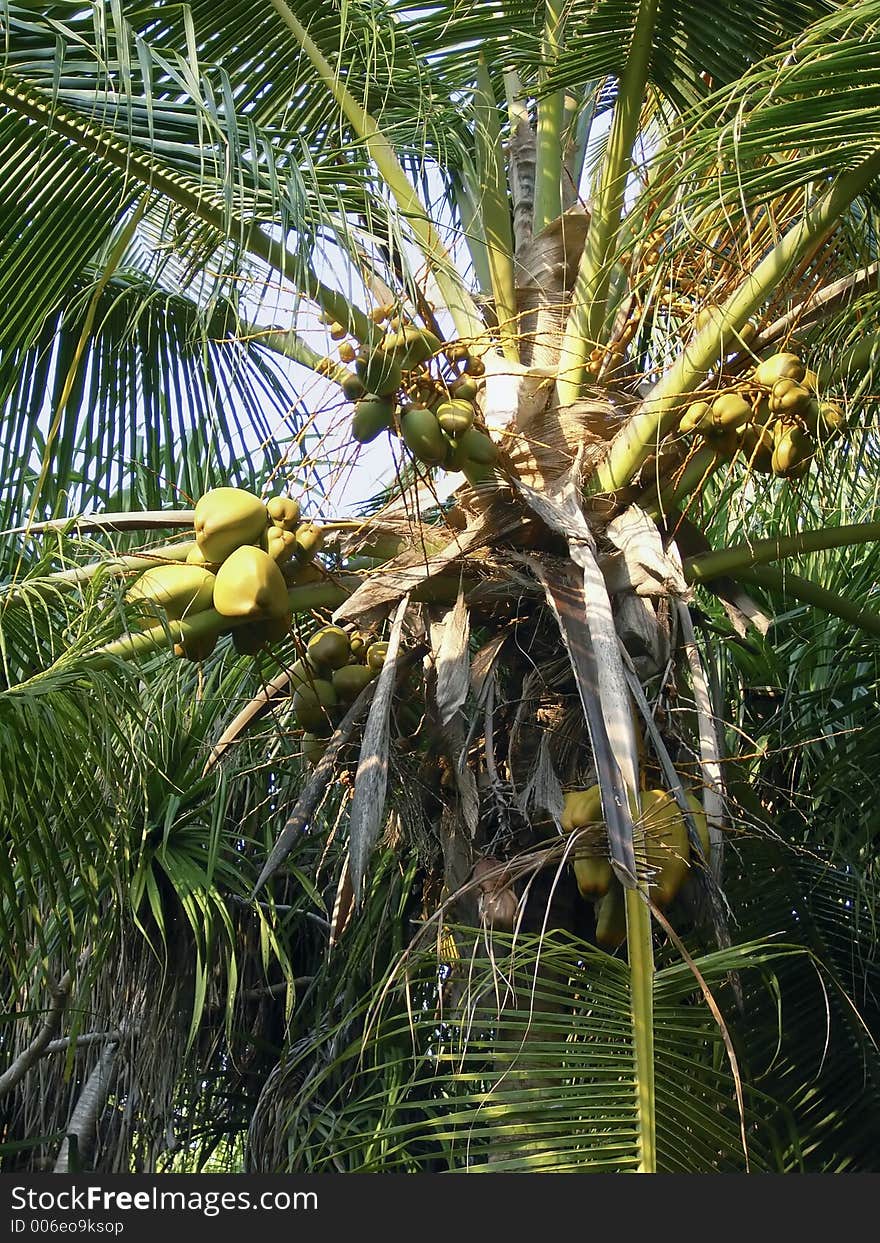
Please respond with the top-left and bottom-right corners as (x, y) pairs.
(1, 0), (879, 1173)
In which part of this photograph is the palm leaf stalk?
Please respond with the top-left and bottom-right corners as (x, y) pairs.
(0, 79), (372, 343)
(533, 0), (567, 236)
(557, 0), (660, 404)
(731, 565), (880, 638)
(242, 323), (356, 387)
(450, 170), (496, 295)
(638, 447), (721, 519)
(268, 0), (485, 344)
(473, 58), (519, 360)
(626, 887), (656, 1172)
(684, 522), (880, 582)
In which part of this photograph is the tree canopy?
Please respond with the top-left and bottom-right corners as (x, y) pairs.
(0, 0), (878, 1174)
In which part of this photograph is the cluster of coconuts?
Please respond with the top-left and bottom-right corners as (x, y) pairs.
(561, 785), (709, 949)
(679, 351), (845, 478)
(289, 624), (389, 765)
(126, 487), (324, 661)
(323, 307), (499, 485)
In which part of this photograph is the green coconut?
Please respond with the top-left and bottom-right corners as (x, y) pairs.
(352, 395), (395, 444)
(436, 399), (475, 437)
(301, 733), (328, 766)
(332, 663), (376, 701)
(455, 427), (498, 465)
(341, 372), (366, 401)
(380, 325), (443, 370)
(355, 350), (402, 397)
(366, 641), (389, 672)
(401, 406), (448, 466)
(451, 376), (479, 401)
(307, 625), (351, 671)
(292, 679), (338, 735)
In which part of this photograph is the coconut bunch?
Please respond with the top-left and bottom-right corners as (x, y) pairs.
(560, 783), (710, 949)
(125, 487), (325, 660)
(323, 306), (500, 485)
(288, 624), (390, 765)
(678, 350), (846, 478)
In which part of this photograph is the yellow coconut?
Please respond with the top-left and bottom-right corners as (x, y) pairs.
(753, 352), (806, 388)
(679, 401), (712, 434)
(294, 523), (325, 562)
(737, 422), (775, 473)
(266, 496), (301, 531)
(266, 526), (298, 565)
(771, 422), (814, 478)
(127, 564), (216, 621)
(711, 392), (752, 429)
(185, 544), (215, 569)
(212, 546), (289, 620)
(560, 787), (612, 898)
(194, 487), (268, 562)
(770, 380), (813, 417)
(817, 401), (846, 435)
(640, 789), (691, 907)
(560, 786), (602, 832)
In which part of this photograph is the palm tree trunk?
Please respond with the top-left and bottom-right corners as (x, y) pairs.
(53, 1042), (119, 1173)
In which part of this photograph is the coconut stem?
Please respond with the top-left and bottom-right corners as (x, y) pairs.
(93, 578), (359, 665)
(1, 542), (196, 604)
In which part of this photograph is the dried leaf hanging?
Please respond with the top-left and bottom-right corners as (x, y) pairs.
(349, 595), (410, 900)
